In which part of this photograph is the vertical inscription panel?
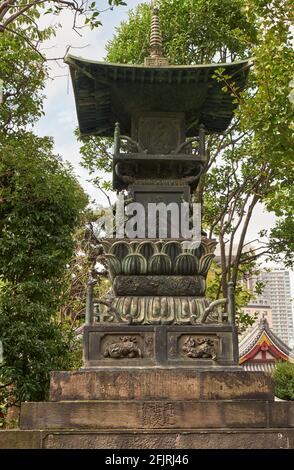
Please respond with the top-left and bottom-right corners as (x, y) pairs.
(130, 185), (190, 238)
(134, 112), (185, 154)
(142, 403), (176, 428)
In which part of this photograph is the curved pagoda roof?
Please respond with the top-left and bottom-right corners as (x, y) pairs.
(65, 54), (250, 137)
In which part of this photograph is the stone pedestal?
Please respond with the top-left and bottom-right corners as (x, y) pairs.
(0, 367), (291, 448)
(48, 368), (272, 401)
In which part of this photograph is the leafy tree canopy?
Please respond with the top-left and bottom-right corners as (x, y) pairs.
(0, 134), (88, 406)
(0, 1), (127, 57)
(0, 21), (88, 414)
(0, 26), (47, 134)
(106, 0), (257, 64)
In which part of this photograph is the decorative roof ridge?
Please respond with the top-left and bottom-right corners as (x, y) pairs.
(265, 327), (294, 357)
(65, 53), (251, 70)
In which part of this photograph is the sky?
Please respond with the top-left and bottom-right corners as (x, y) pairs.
(34, 0), (293, 293)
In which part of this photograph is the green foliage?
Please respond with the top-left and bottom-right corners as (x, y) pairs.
(106, 0), (257, 64)
(0, 1), (127, 56)
(206, 260), (258, 332)
(77, 0), (292, 322)
(239, 0), (294, 265)
(272, 361), (294, 401)
(269, 216), (294, 268)
(0, 135), (87, 283)
(0, 23), (88, 414)
(234, 286), (257, 333)
(0, 134), (88, 406)
(0, 27), (47, 134)
(240, 0), (293, 170)
(57, 207), (106, 324)
(76, 128), (113, 196)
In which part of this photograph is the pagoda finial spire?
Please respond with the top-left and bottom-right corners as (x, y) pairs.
(144, 1), (169, 67)
(150, 2), (163, 58)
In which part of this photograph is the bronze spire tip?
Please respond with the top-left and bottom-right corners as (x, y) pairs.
(144, 3), (169, 67)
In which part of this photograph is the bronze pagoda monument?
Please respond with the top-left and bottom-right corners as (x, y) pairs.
(65, 6), (250, 368)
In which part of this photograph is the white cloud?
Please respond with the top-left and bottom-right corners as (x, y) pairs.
(56, 110), (75, 129)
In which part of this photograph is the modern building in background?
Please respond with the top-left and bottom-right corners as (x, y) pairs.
(214, 243), (294, 349)
(244, 270), (294, 349)
(241, 303), (273, 338)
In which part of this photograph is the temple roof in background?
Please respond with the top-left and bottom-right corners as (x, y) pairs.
(239, 317), (294, 372)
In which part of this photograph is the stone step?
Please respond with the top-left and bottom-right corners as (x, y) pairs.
(2, 428), (294, 449)
(20, 400), (294, 431)
(49, 369), (273, 401)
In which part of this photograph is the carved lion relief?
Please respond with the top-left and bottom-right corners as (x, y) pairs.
(103, 336), (143, 359)
(182, 336), (217, 360)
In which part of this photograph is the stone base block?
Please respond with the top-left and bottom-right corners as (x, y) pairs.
(20, 400), (294, 431)
(2, 428), (294, 449)
(0, 430), (42, 449)
(49, 369), (273, 401)
(36, 429), (294, 449)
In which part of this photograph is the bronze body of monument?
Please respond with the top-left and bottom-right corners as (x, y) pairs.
(73, 8), (245, 369)
(2, 7), (294, 449)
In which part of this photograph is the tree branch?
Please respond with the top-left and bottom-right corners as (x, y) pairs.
(231, 193), (260, 286)
(4, 24), (46, 59)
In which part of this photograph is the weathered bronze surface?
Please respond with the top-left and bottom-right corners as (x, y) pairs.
(83, 325), (238, 367)
(182, 336), (217, 359)
(113, 275), (206, 296)
(98, 237), (220, 328)
(97, 297), (213, 324)
(65, 57), (250, 137)
(103, 336), (143, 359)
(66, 2), (245, 343)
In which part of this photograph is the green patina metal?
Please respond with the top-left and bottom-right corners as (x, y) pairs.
(66, 55), (250, 137)
(66, 5), (246, 365)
